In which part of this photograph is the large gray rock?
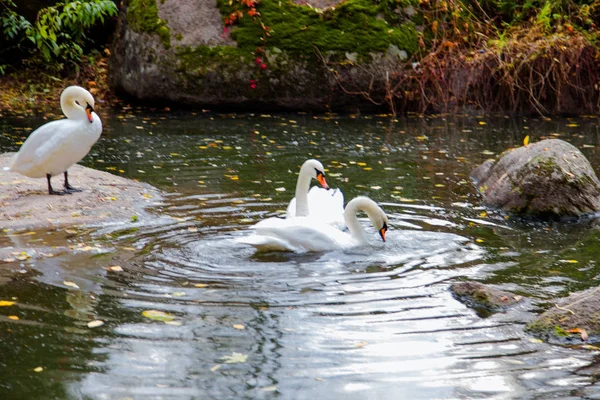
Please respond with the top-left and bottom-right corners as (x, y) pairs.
(109, 0), (417, 111)
(471, 139), (600, 218)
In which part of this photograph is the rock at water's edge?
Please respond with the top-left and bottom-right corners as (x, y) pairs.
(471, 139), (600, 218)
(450, 281), (523, 317)
(0, 153), (162, 230)
(526, 286), (600, 344)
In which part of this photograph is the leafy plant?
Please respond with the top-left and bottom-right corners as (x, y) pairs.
(0, 0), (117, 73)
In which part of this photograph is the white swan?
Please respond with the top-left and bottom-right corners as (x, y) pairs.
(8, 86), (102, 195)
(239, 196), (388, 253)
(286, 159), (345, 228)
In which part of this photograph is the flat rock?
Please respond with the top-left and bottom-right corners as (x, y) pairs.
(451, 281), (524, 317)
(0, 153), (162, 231)
(471, 139), (600, 218)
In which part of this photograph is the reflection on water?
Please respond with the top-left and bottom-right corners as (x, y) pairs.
(2, 112), (600, 398)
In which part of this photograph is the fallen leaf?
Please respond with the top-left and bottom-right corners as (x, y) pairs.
(33, 366), (43, 372)
(108, 265), (123, 272)
(210, 364), (222, 372)
(0, 301), (15, 306)
(523, 135), (530, 146)
(8, 315), (18, 320)
(142, 310), (175, 322)
(220, 352), (248, 364)
(194, 283), (208, 288)
(63, 281), (80, 289)
(567, 327), (589, 341)
(87, 320), (104, 328)
(233, 324), (245, 330)
(260, 386), (277, 392)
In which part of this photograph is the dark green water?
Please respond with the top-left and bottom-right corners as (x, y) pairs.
(2, 110), (600, 399)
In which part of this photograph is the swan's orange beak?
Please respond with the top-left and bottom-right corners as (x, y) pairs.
(379, 222), (388, 242)
(86, 104), (94, 123)
(316, 171), (329, 189)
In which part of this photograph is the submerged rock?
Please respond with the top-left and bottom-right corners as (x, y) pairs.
(471, 139), (600, 218)
(526, 286), (600, 344)
(450, 281), (523, 317)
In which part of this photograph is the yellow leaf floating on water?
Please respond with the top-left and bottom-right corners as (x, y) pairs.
(475, 238), (485, 243)
(8, 315), (18, 320)
(233, 324), (245, 330)
(479, 211), (488, 218)
(560, 259), (579, 264)
(415, 135), (428, 141)
(194, 283), (208, 288)
(210, 364), (222, 372)
(33, 367), (43, 373)
(142, 310), (175, 322)
(63, 281), (80, 289)
(0, 301), (15, 307)
(523, 135), (530, 147)
(260, 386), (278, 392)
(567, 123), (579, 127)
(220, 352), (248, 364)
(108, 265), (123, 272)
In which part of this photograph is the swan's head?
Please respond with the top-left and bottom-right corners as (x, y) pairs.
(348, 196), (389, 242)
(301, 159), (329, 189)
(61, 86), (96, 123)
(370, 210), (388, 242)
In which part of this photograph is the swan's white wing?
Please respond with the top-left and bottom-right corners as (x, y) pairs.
(10, 120), (65, 176)
(286, 187), (345, 229)
(12, 118), (100, 178)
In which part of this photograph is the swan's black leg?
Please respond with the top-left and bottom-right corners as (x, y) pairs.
(64, 171), (82, 193)
(47, 174), (67, 195)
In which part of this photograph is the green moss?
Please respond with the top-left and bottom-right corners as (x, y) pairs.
(217, 0), (419, 58)
(553, 325), (570, 337)
(127, 0), (171, 49)
(175, 46), (253, 73)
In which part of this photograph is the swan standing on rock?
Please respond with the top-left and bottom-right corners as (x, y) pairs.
(8, 86), (102, 195)
(239, 196), (388, 253)
(286, 159), (345, 228)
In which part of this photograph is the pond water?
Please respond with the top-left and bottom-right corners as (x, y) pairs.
(2, 110), (600, 399)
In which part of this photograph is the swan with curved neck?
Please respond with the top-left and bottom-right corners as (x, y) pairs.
(286, 159), (345, 228)
(9, 86), (102, 195)
(239, 196), (388, 253)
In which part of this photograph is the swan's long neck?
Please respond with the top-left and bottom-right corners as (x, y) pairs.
(61, 89), (88, 121)
(295, 169), (312, 217)
(344, 200), (370, 244)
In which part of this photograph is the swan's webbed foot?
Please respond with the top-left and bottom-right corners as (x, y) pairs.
(47, 173), (69, 195)
(63, 171), (82, 193)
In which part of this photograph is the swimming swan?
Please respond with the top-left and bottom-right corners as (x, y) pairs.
(286, 159), (345, 228)
(239, 196), (388, 253)
(9, 86), (102, 195)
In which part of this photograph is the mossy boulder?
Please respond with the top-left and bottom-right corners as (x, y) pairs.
(471, 139), (600, 218)
(109, 0), (419, 110)
(526, 286), (600, 344)
(450, 281), (524, 317)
